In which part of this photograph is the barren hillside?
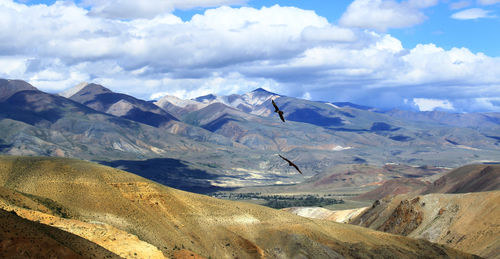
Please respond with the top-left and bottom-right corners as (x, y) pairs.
(351, 191), (500, 258)
(0, 155), (479, 258)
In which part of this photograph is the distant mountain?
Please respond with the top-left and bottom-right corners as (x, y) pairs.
(0, 79), (234, 163)
(155, 95), (209, 118)
(386, 109), (500, 130)
(3, 78), (500, 192)
(332, 102), (374, 111)
(62, 82), (178, 127)
(0, 79), (38, 101)
(0, 156), (480, 259)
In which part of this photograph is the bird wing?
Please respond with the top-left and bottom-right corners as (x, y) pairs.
(291, 162), (303, 174)
(279, 155), (302, 174)
(272, 99), (279, 112)
(278, 111), (285, 122)
(278, 154), (291, 163)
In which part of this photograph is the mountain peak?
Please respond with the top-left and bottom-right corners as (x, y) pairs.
(59, 82), (89, 98)
(59, 82), (111, 99)
(251, 88), (275, 95)
(0, 79), (38, 101)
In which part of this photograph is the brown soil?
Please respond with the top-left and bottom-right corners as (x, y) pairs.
(356, 178), (430, 201)
(0, 208), (120, 259)
(352, 191), (500, 258)
(421, 164), (500, 194)
(0, 155), (481, 259)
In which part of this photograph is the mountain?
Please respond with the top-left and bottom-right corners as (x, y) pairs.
(0, 156), (480, 258)
(386, 109), (500, 130)
(155, 95), (210, 118)
(350, 191), (500, 258)
(0, 79), (234, 164)
(3, 78), (500, 193)
(0, 79), (38, 101)
(62, 82), (178, 127)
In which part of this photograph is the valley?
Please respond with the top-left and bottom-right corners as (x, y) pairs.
(1, 79), (500, 258)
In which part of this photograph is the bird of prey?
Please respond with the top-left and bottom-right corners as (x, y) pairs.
(272, 99), (285, 122)
(278, 154), (303, 174)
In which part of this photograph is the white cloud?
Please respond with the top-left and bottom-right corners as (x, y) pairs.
(450, 1), (472, 10)
(82, 0), (248, 19)
(0, 1), (500, 112)
(477, 0), (500, 5)
(413, 98), (454, 111)
(451, 8), (496, 19)
(301, 92), (312, 100)
(339, 0), (437, 31)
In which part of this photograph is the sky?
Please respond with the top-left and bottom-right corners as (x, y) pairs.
(1, 0), (499, 112)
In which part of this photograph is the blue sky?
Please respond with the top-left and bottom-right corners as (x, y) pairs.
(3, 0), (500, 112)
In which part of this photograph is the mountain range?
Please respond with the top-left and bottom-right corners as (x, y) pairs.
(1, 78), (500, 192)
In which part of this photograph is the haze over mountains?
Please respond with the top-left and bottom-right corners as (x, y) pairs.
(1, 78), (500, 192)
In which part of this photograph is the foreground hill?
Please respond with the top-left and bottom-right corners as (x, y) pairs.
(0, 156), (478, 258)
(0, 208), (120, 259)
(350, 191), (500, 258)
(348, 163), (500, 258)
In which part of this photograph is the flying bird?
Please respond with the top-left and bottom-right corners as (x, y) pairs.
(272, 99), (285, 122)
(278, 154), (303, 174)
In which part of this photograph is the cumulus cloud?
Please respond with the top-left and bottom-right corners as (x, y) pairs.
(339, 0), (438, 31)
(451, 7), (496, 19)
(82, 0), (248, 19)
(0, 1), (500, 112)
(412, 98), (455, 111)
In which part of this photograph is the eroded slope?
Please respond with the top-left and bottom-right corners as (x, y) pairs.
(0, 156), (480, 259)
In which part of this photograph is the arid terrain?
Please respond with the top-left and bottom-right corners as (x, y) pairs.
(0, 155), (481, 258)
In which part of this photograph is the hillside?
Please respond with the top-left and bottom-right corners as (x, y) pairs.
(350, 191), (500, 258)
(421, 164), (500, 194)
(355, 178), (431, 201)
(0, 208), (120, 258)
(0, 155), (479, 258)
(282, 207), (368, 223)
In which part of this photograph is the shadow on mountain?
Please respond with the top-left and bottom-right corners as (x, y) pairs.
(390, 135), (413, 142)
(122, 108), (174, 127)
(98, 158), (235, 194)
(287, 108), (344, 127)
(0, 91), (66, 125)
(202, 116), (239, 132)
(370, 122), (400, 131)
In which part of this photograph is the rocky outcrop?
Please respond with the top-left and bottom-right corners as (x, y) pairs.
(351, 191), (500, 258)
